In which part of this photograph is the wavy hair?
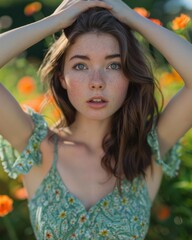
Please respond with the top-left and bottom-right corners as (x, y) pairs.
(39, 8), (162, 192)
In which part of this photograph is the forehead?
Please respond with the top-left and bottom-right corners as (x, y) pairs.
(65, 33), (120, 59)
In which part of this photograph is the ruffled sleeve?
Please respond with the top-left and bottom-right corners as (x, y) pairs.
(0, 108), (48, 179)
(147, 125), (181, 177)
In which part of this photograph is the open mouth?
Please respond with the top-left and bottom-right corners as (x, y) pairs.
(87, 97), (108, 108)
(88, 98), (106, 103)
(87, 96), (108, 103)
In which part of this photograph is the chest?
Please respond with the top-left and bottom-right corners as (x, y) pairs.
(56, 145), (117, 211)
(22, 138), (117, 211)
(28, 172), (151, 240)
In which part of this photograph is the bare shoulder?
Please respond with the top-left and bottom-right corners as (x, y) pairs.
(22, 129), (56, 199)
(28, 127), (70, 175)
(22, 127), (75, 199)
(40, 129), (58, 168)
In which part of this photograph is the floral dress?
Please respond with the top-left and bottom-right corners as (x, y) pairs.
(0, 109), (181, 240)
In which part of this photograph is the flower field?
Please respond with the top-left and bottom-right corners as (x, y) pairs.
(0, 1), (192, 239)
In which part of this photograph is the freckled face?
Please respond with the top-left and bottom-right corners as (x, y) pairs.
(60, 33), (129, 121)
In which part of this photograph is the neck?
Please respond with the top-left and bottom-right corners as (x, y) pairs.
(67, 114), (112, 152)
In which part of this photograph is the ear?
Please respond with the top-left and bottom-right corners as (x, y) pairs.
(59, 73), (67, 90)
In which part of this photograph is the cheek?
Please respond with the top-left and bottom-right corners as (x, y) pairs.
(119, 78), (129, 90)
(64, 72), (80, 89)
(64, 73), (86, 100)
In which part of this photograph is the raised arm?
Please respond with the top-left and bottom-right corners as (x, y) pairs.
(0, 0), (112, 152)
(0, 17), (59, 68)
(107, 0), (192, 155)
(0, 0), (112, 68)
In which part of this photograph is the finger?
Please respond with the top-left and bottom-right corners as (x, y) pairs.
(82, 0), (112, 10)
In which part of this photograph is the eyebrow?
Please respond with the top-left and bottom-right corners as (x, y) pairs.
(69, 54), (121, 61)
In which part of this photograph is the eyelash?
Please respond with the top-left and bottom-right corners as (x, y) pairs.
(72, 63), (122, 71)
(108, 63), (121, 70)
(73, 63), (87, 71)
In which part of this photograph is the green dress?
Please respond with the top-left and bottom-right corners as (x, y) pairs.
(0, 109), (181, 240)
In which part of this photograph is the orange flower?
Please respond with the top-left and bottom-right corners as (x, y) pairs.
(159, 72), (175, 88)
(134, 7), (150, 18)
(53, 107), (62, 119)
(21, 95), (45, 113)
(17, 76), (36, 94)
(172, 14), (191, 30)
(13, 187), (28, 200)
(24, 2), (42, 16)
(157, 205), (171, 221)
(149, 18), (163, 26)
(172, 69), (183, 83)
(159, 69), (183, 88)
(0, 195), (13, 217)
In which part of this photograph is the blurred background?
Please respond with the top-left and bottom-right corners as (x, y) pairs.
(0, 0), (192, 239)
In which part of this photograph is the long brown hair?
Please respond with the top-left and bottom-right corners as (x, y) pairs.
(39, 8), (162, 192)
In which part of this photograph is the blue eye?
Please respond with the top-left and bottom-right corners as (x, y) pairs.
(108, 63), (121, 70)
(73, 63), (87, 70)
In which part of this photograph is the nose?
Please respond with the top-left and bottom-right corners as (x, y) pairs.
(89, 70), (105, 90)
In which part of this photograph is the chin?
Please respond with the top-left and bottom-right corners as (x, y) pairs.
(79, 111), (113, 122)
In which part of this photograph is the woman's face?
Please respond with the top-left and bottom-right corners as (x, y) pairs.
(60, 33), (129, 122)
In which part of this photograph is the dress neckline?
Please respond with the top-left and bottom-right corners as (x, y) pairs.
(52, 135), (126, 213)
(28, 134), (130, 213)
(54, 164), (122, 213)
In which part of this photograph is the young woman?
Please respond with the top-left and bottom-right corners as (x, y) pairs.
(0, 0), (192, 239)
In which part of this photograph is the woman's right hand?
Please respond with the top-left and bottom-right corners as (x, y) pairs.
(51, 0), (112, 31)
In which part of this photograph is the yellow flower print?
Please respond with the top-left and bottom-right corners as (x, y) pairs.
(79, 214), (87, 223)
(122, 197), (127, 204)
(68, 197), (75, 204)
(59, 211), (66, 218)
(141, 222), (145, 227)
(100, 229), (109, 236)
(132, 235), (139, 239)
(133, 216), (138, 222)
(33, 143), (38, 151)
(46, 232), (52, 239)
(103, 200), (109, 207)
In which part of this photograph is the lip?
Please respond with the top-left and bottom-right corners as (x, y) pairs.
(86, 96), (108, 109)
(87, 96), (108, 103)
(87, 101), (108, 109)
